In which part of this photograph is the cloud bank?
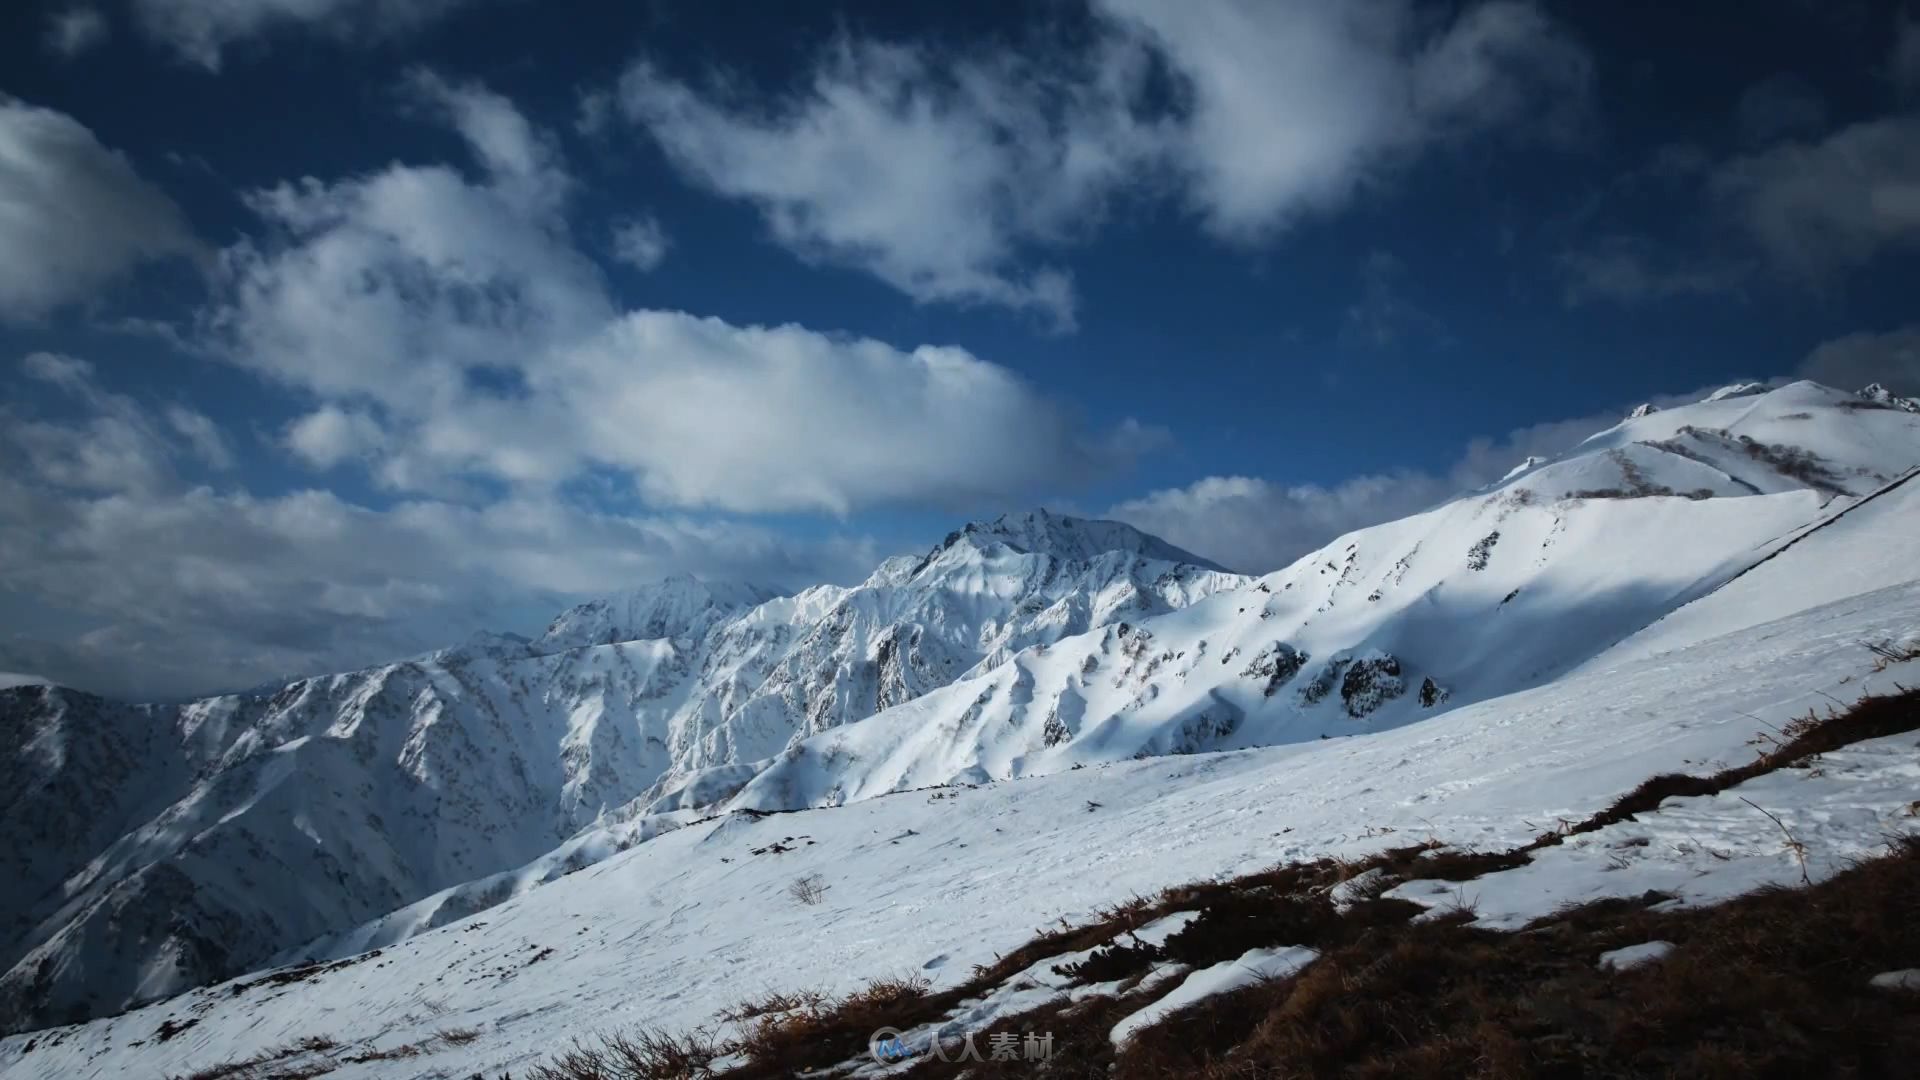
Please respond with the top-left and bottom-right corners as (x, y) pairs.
(0, 97), (200, 322)
(613, 0), (1591, 325)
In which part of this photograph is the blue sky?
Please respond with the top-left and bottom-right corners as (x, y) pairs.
(2, 0), (1918, 699)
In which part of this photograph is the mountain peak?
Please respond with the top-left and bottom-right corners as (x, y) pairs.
(1703, 381), (1769, 402)
(1861, 383), (1920, 414)
(931, 508), (1230, 572)
(536, 575), (776, 650)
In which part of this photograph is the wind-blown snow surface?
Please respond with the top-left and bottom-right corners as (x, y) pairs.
(0, 512), (1242, 1031)
(6, 498), (1917, 1078)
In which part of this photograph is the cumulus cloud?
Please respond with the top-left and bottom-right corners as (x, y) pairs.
(44, 6), (110, 58)
(0, 481), (879, 701)
(205, 73), (1151, 513)
(0, 76), (1147, 698)
(8, 352), (229, 494)
(610, 214), (670, 270)
(1110, 394), (1706, 573)
(1799, 326), (1920, 397)
(1118, 0), (1590, 238)
(210, 72), (605, 415)
(0, 97), (201, 322)
(1109, 473), (1451, 574)
(1713, 114), (1920, 279)
(130, 0), (483, 70)
(615, 41), (1124, 330)
(611, 0), (1589, 322)
(284, 405), (388, 470)
(547, 313), (1152, 513)
(0, 355), (880, 700)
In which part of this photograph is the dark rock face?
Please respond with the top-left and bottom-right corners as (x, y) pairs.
(1339, 655), (1405, 718)
(1300, 659), (1350, 706)
(1166, 701), (1242, 754)
(1240, 642), (1308, 698)
(1419, 676), (1449, 708)
(1467, 532), (1501, 571)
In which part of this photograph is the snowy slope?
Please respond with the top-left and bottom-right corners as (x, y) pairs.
(0, 512), (1242, 1034)
(6, 531), (1916, 1079)
(729, 381), (1920, 810)
(270, 381), (1920, 975)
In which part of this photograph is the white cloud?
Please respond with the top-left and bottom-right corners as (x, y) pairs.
(166, 404), (235, 469)
(284, 405), (387, 469)
(0, 480), (879, 701)
(1799, 325), (1920, 397)
(1111, 0), (1588, 238)
(1713, 114), (1920, 279)
(0, 364), (881, 700)
(9, 352), (228, 494)
(207, 74), (1151, 513)
(210, 75), (609, 405)
(545, 312), (1154, 514)
(0, 97), (201, 322)
(610, 215), (670, 271)
(612, 0), (1589, 322)
(44, 6), (110, 58)
(1110, 472), (1452, 574)
(406, 68), (571, 216)
(615, 42), (1120, 330)
(130, 0), (482, 70)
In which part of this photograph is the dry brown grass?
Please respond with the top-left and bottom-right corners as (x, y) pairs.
(1105, 835), (1920, 1079)
(526, 1028), (731, 1080)
(339, 1040), (424, 1063)
(168, 1036), (341, 1080)
(724, 972), (932, 1072)
(787, 872), (829, 906)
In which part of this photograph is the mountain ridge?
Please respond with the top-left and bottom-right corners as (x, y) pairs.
(0, 509), (1244, 1032)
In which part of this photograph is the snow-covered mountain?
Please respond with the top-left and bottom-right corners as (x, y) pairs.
(0, 512), (1241, 1033)
(265, 378), (1920, 976)
(728, 380), (1920, 808)
(1, 380), (1915, 1044)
